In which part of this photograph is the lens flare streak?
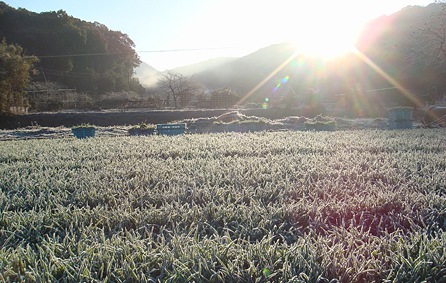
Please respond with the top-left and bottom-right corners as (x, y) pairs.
(353, 48), (424, 109)
(273, 75), (290, 93)
(235, 52), (300, 106)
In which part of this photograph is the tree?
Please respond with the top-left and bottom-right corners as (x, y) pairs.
(355, 3), (446, 105)
(415, 2), (446, 63)
(158, 72), (201, 108)
(208, 88), (240, 108)
(0, 3), (142, 96)
(0, 39), (38, 114)
(403, 2), (446, 97)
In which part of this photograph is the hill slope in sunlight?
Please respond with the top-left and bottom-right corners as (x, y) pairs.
(136, 3), (446, 108)
(171, 57), (236, 77)
(193, 43), (300, 99)
(182, 3), (446, 106)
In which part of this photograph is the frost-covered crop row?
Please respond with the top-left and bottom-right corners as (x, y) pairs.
(0, 129), (445, 282)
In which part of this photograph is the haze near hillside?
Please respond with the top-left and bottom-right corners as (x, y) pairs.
(134, 62), (161, 87)
(171, 57), (237, 77)
(135, 57), (237, 86)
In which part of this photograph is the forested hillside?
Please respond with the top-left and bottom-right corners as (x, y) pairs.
(0, 2), (142, 96)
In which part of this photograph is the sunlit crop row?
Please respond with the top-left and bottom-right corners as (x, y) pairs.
(0, 129), (445, 282)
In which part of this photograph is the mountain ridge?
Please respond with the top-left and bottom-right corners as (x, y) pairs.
(135, 2), (445, 107)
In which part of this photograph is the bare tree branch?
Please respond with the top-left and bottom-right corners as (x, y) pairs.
(158, 72), (201, 108)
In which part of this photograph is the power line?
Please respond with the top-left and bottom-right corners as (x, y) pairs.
(26, 52), (121, 59)
(26, 46), (238, 59)
(41, 68), (95, 76)
(26, 89), (75, 93)
(366, 87), (399, 92)
(138, 47), (236, 53)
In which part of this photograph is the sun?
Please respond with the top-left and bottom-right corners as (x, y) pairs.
(286, 5), (364, 60)
(295, 31), (358, 59)
(289, 22), (360, 60)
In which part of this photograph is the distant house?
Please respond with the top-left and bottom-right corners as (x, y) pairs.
(9, 106), (29, 114)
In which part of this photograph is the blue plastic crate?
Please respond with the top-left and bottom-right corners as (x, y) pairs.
(389, 108), (413, 129)
(72, 127), (95, 139)
(156, 123), (186, 136)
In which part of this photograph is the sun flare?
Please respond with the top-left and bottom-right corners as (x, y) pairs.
(283, 2), (365, 60)
(292, 32), (357, 59)
(289, 20), (360, 59)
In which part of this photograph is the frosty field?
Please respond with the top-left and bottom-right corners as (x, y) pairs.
(1, 129), (445, 282)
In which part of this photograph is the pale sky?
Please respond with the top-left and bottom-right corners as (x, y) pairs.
(3, 0), (435, 70)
